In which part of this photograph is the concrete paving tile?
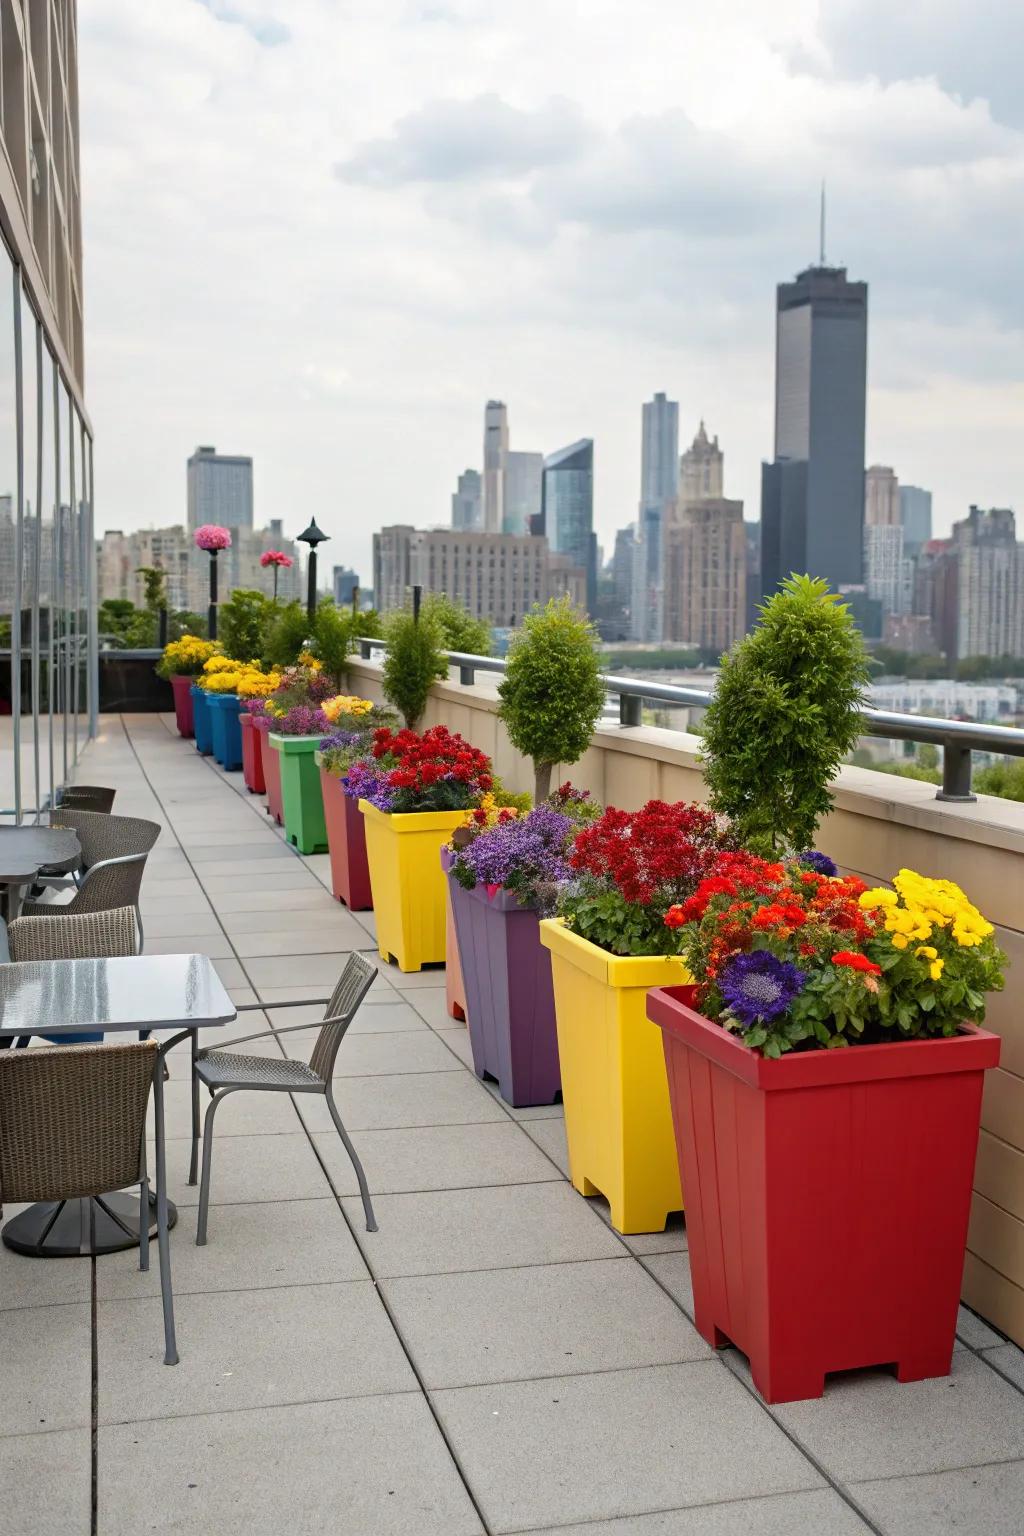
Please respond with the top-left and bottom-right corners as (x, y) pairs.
(435, 1025), (476, 1070)
(383, 1257), (711, 1388)
(212, 957), (249, 989)
(0, 1428), (90, 1534)
(410, 986), (463, 1031)
(294, 1069), (508, 1132)
(327, 1029), (465, 1077)
(231, 926), (374, 958)
(956, 1303), (1005, 1350)
(202, 867), (322, 892)
(189, 841), (295, 862)
(144, 932), (236, 958)
(148, 1078), (302, 1140)
(481, 1078), (565, 1119)
(610, 1206), (688, 1255)
(642, 1252), (695, 1319)
(246, 951), (382, 988)
(522, 1489), (872, 1534)
(0, 1303), (91, 1435)
(96, 1198), (366, 1300)
(853, 1459), (1024, 1535)
(765, 1349), (1024, 1480)
(521, 1115), (570, 1176)
(314, 1119), (560, 1196)
(157, 1132), (331, 1209)
(98, 1394), (484, 1535)
(220, 905), (359, 934)
(211, 886), (350, 913)
(141, 900), (215, 924)
(0, 1210), (92, 1310)
(390, 969), (449, 991)
(344, 1181), (625, 1277)
(983, 1343), (1024, 1391)
(139, 877), (208, 898)
(432, 1362), (822, 1532)
(97, 1280), (415, 1422)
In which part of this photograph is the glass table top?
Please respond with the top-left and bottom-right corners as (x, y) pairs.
(0, 953), (236, 1035)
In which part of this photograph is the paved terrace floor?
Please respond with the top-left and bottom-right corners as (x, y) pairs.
(4, 713), (1024, 1536)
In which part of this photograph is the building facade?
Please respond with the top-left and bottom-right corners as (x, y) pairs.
(663, 498), (746, 653)
(186, 445), (254, 532)
(0, 0), (95, 814)
(633, 393), (679, 642)
(863, 465), (908, 618)
(451, 467), (482, 531)
(954, 507), (1024, 660)
(372, 526), (586, 626)
(504, 450), (543, 536)
(900, 485), (933, 552)
(679, 421), (723, 504)
(332, 566), (360, 605)
(543, 438), (595, 614)
(98, 522), (303, 614)
(482, 401), (508, 534)
(761, 264), (868, 598)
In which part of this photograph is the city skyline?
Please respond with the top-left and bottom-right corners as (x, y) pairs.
(80, 3), (1023, 577)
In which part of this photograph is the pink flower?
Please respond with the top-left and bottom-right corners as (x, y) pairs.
(194, 524), (232, 552)
(260, 550), (294, 568)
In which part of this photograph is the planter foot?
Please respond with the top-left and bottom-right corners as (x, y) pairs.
(448, 1001), (466, 1022)
(896, 1350), (954, 1385)
(751, 1360), (825, 1405)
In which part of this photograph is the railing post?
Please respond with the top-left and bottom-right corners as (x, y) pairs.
(619, 694), (642, 727)
(359, 639), (373, 661)
(937, 741), (976, 803)
(459, 664), (476, 686)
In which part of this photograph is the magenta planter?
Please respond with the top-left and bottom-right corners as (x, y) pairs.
(170, 673), (194, 738)
(444, 855), (561, 1108)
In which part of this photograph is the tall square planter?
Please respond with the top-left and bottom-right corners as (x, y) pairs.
(190, 685), (213, 755)
(270, 735), (327, 854)
(208, 693), (243, 771)
(359, 800), (466, 972)
(647, 984), (1001, 1403)
(255, 717), (283, 824)
(240, 711), (266, 794)
(446, 855), (560, 1108)
(170, 673), (195, 738)
(445, 877), (467, 1023)
(539, 919), (687, 1234)
(317, 757), (372, 908)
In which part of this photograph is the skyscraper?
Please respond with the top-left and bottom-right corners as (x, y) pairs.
(504, 451), (543, 536)
(451, 468), (482, 531)
(679, 421), (723, 504)
(900, 485), (933, 553)
(483, 401), (509, 533)
(633, 393), (679, 641)
(863, 465), (908, 617)
(953, 507), (1024, 659)
(761, 263), (868, 598)
(664, 424), (745, 651)
(543, 439), (595, 614)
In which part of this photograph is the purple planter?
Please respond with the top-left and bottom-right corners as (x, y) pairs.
(444, 854), (561, 1108)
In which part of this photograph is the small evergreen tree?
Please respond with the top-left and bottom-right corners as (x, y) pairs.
(311, 599), (354, 688)
(498, 597), (604, 803)
(421, 593), (492, 657)
(262, 601), (311, 670)
(701, 574), (869, 854)
(137, 566), (168, 615)
(382, 606), (447, 728)
(219, 588), (273, 663)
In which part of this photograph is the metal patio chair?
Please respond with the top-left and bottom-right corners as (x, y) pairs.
(56, 785), (117, 815)
(193, 952), (379, 1244)
(0, 1039), (178, 1364)
(21, 812), (161, 949)
(5, 908), (138, 1046)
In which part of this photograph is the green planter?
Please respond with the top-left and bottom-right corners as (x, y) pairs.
(268, 734), (328, 853)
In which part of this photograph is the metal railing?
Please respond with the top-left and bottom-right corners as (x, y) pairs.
(355, 637), (1024, 804)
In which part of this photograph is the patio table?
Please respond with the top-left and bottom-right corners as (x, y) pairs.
(0, 952), (234, 1257)
(0, 824), (82, 921)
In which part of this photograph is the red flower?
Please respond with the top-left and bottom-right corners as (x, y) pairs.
(664, 905), (687, 929)
(832, 951), (882, 975)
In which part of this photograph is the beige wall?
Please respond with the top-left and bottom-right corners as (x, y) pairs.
(348, 656), (1024, 1347)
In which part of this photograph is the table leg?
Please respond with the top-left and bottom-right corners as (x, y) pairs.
(1, 1193), (179, 1257)
(188, 1030), (200, 1185)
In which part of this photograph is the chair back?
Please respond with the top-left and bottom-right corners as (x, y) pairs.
(50, 809), (160, 869)
(58, 785), (116, 814)
(7, 906), (138, 963)
(0, 1041), (157, 1205)
(309, 953), (377, 1081)
(72, 857), (149, 920)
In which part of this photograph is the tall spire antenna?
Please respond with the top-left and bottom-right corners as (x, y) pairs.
(819, 180), (827, 266)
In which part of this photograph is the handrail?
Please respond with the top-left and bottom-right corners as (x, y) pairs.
(354, 636), (1024, 804)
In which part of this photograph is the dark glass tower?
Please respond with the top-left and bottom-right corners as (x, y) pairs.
(542, 439), (596, 614)
(761, 265), (867, 599)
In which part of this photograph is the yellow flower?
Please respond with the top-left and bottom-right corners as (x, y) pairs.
(322, 694), (373, 723)
(929, 960), (944, 980)
(891, 933), (909, 950)
(860, 888), (897, 910)
(915, 946), (938, 961)
(297, 650), (322, 671)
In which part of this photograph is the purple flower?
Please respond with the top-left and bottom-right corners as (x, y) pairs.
(271, 704), (329, 736)
(454, 806), (573, 908)
(718, 951), (805, 1028)
(797, 850), (839, 878)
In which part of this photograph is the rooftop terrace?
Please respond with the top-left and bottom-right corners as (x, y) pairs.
(4, 709), (1024, 1536)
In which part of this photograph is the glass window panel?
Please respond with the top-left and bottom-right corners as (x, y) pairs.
(20, 287), (39, 814)
(39, 345), (56, 808)
(58, 377), (71, 779)
(0, 244), (14, 811)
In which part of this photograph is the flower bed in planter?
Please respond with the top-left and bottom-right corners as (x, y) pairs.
(156, 636), (218, 738)
(240, 711), (265, 794)
(170, 673), (195, 737)
(208, 693), (244, 771)
(318, 754), (372, 908)
(271, 735), (328, 853)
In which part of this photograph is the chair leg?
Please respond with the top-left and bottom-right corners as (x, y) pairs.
(325, 1087), (377, 1233)
(188, 1033), (200, 1185)
(152, 1056), (178, 1365)
(139, 1178), (151, 1273)
(196, 1092), (226, 1247)
(135, 905), (144, 954)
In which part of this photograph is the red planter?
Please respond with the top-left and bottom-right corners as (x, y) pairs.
(648, 985), (1000, 1404)
(320, 766), (372, 909)
(255, 718), (283, 824)
(240, 712), (266, 795)
(170, 673), (195, 738)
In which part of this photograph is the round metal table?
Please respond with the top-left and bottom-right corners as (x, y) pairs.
(0, 825), (82, 921)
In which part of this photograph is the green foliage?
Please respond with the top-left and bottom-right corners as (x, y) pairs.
(381, 607), (447, 728)
(869, 647), (1024, 681)
(137, 566), (168, 614)
(262, 601), (311, 670)
(559, 877), (679, 957)
(308, 599), (354, 688)
(169, 611), (208, 641)
(974, 758), (1024, 801)
(702, 574), (869, 855)
(98, 599), (157, 648)
(219, 589), (274, 664)
(498, 597), (605, 802)
(602, 647), (704, 670)
(874, 742), (942, 785)
(419, 593), (492, 656)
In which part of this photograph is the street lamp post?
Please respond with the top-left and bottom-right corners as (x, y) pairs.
(297, 518), (330, 624)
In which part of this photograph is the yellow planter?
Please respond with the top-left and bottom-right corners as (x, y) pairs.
(359, 800), (467, 972)
(539, 918), (690, 1235)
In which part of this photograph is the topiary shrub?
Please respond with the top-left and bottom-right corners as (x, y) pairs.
(219, 588), (274, 664)
(498, 596), (605, 803)
(262, 601), (311, 670)
(421, 593), (491, 657)
(381, 607), (447, 729)
(701, 573), (869, 855)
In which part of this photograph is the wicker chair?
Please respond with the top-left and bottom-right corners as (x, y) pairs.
(22, 812), (161, 948)
(6, 908), (139, 1046)
(56, 785), (116, 814)
(0, 1040), (178, 1364)
(194, 953), (379, 1245)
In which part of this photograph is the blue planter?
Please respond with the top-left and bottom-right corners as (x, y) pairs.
(208, 693), (244, 771)
(191, 685), (214, 755)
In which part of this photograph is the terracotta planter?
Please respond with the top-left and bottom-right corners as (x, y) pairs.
(208, 693), (243, 771)
(445, 878), (467, 1023)
(359, 800), (466, 972)
(170, 673), (195, 737)
(270, 735), (327, 854)
(190, 685), (213, 755)
(254, 716), (283, 824)
(240, 712), (266, 794)
(318, 758), (372, 909)
(648, 984), (1001, 1404)
(445, 855), (560, 1108)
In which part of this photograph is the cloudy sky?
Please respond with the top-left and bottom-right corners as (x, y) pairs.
(80, 0), (1024, 576)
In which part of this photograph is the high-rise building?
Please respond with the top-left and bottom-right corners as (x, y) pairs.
(504, 451), (543, 536)
(744, 522), (761, 631)
(914, 540), (959, 660)
(865, 466), (900, 527)
(900, 485), (933, 553)
(333, 567), (360, 606)
(451, 469), (482, 531)
(663, 499), (746, 653)
(373, 525), (417, 614)
(97, 524), (303, 613)
(543, 439), (596, 614)
(761, 264), (868, 598)
(483, 401), (508, 534)
(633, 394), (679, 642)
(187, 446), (254, 532)
(679, 421), (723, 504)
(611, 527), (636, 613)
(953, 507), (1024, 660)
(863, 466), (908, 617)
(372, 527), (586, 626)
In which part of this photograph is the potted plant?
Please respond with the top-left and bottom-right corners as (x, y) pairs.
(156, 635), (218, 739)
(649, 856), (1005, 1403)
(498, 596), (605, 802)
(346, 724), (494, 971)
(539, 800), (733, 1233)
(446, 785), (592, 1107)
(263, 660), (338, 853)
(381, 604), (448, 728)
(192, 655), (242, 756)
(233, 665), (281, 789)
(316, 697), (396, 909)
(203, 660), (275, 772)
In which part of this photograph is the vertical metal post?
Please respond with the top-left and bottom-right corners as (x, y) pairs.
(158, 607), (168, 648)
(619, 693), (643, 727)
(459, 664), (476, 686)
(306, 549), (317, 623)
(208, 551), (218, 641)
(11, 267), (23, 821)
(412, 584), (422, 624)
(937, 741), (976, 803)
